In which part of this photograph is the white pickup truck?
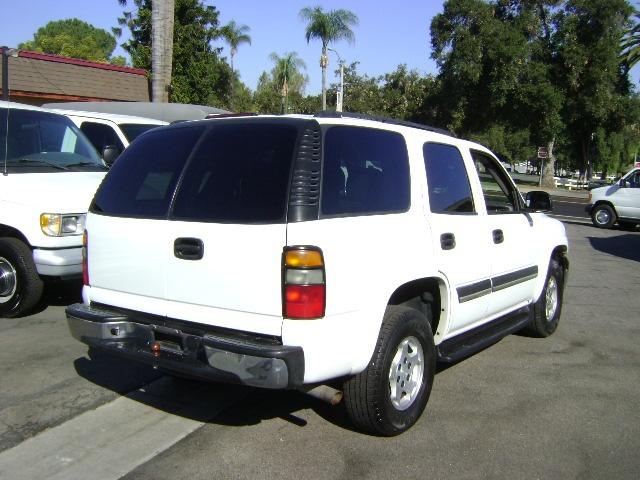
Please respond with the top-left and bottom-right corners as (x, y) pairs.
(0, 102), (106, 317)
(66, 113), (569, 436)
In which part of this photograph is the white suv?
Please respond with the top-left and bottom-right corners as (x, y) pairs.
(66, 113), (569, 435)
(587, 167), (640, 229)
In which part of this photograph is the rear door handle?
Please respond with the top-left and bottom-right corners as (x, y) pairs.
(440, 233), (456, 250)
(493, 229), (504, 244)
(174, 238), (204, 260)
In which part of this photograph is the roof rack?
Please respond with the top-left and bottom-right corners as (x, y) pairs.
(314, 111), (455, 137)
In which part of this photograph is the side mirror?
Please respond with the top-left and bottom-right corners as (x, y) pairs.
(526, 191), (552, 212)
(102, 145), (121, 166)
(619, 178), (627, 188)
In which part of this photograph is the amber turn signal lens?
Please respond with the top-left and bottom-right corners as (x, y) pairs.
(285, 249), (323, 268)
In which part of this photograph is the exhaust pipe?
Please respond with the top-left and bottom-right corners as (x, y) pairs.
(303, 385), (343, 405)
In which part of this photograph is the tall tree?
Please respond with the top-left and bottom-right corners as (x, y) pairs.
(219, 20), (251, 75)
(269, 52), (307, 113)
(19, 18), (125, 65)
(299, 6), (358, 110)
(116, 0), (233, 106)
(219, 20), (251, 109)
(557, 0), (634, 179)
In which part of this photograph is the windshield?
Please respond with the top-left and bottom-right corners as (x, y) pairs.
(119, 123), (162, 143)
(1, 107), (105, 173)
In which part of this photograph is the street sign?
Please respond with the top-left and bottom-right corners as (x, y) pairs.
(537, 147), (548, 159)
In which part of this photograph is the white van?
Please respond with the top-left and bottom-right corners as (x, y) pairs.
(587, 167), (640, 229)
(45, 108), (167, 164)
(0, 102), (107, 317)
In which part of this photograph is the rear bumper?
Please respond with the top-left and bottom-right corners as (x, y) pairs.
(66, 303), (304, 389)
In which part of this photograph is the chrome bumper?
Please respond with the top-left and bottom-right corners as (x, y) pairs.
(66, 303), (304, 389)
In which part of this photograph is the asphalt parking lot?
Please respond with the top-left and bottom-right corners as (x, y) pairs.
(0, 220), (638, 480)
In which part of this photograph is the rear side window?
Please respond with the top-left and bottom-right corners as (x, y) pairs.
(171, 123), (298, 223)
(91, 125), (205, 218)
(321, 126), (410, 215)
(80, 122), (125, 152)
(423, 143), (475, 214)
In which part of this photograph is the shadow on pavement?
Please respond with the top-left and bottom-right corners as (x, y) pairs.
(588, 234), (640, 262)
(73, 348), (356, 432)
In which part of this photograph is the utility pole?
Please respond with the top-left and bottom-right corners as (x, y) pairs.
(328, 48), (344, 112)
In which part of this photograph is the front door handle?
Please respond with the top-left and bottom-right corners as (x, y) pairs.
(174, 238), (204, 260)
(440, 233), (456, 250)
(493, 229), (504, 244)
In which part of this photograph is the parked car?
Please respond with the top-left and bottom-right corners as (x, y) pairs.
(587, 167), (640, 229)
(66, 112), (569, 436)
(44, 107), (167, 164)
(0, 101), (107, 317)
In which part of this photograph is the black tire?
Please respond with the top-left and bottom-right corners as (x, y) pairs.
(0, 238), (44, 318)
(591, 204), (617, 229)
(343, 306), (435, 436)
(522, 258), (564, 338)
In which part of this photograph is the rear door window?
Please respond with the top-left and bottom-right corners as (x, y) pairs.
(171, 123), (299, 223)
(80, 122), (125, 153)
(91, 125), (205, 218)
(321, 126), (410, 216)
(423, 143), (475, 214)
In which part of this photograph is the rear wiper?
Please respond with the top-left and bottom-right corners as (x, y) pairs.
(15, 158), (70, 171)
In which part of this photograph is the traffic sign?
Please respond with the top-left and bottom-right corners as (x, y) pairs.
(537, 147), (548, 159)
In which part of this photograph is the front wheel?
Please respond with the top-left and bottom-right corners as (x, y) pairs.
(591, 204), (617, 229)
(0, 238), (43, 318)
(523, 258), (564, 338)
(343, 306), (435, 436)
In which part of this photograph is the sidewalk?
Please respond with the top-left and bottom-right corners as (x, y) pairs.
(518, 183), (589, 201)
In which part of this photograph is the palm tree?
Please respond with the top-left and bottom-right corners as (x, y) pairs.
(269, 52), (306, 113)
(220, 20), (251, 74)
(117, 0), (174, 103)
(299, 6), (357, 110)
(621, 11), (640, 71)
(219, 20), (251, 109)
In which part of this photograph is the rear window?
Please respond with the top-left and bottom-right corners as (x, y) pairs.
(321, 126), (410, 216)
(91, 125), (205, 218)
(171, 123), (298, 223)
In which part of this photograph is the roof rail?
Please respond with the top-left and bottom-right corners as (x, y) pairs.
(314, 111), (455, 137)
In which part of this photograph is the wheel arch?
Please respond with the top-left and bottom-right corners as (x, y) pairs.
(533, 245), (569, 303)
(387, 276), (449, 343)
(0, 224), (31, 247)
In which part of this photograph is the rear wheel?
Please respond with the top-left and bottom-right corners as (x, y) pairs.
(591, 204), (617, 229)
(523, 258), (564, 338)
(343, 306), (435, 436)
(0, 238), (43, 318)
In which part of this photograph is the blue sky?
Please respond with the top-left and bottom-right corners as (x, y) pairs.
(1, 0), (638, 95)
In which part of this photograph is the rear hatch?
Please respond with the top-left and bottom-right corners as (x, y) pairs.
(87, 118), (310, 336)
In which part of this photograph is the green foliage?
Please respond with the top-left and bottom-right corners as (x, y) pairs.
(299, 7), (358, 49)
(253, 53), (307, 114)
(430, 0), (638, 180)
(19, 18), (120, 64)
(118, 0), (232, 107)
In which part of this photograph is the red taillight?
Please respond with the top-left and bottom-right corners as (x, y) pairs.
(285, 285), (325, 318)
(283, 246), (325, 319)
(82, 230), (89, 286)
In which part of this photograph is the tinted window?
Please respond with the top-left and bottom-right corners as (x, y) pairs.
(423, 143), (475, 213)
(120, 123), (161, 142)
(321, 126), (410, 215)
(472, 150), (519, 213)
(80, 122), (125, 152)
(171, 123), (298, 223)
(92, 125), (205, 218)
